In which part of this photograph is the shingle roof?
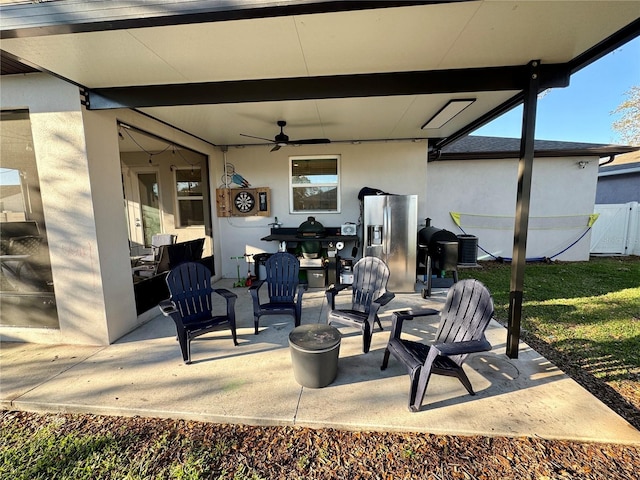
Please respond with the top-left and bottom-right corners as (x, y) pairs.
(0, 50), (38, 76)
(435, 135), (639, 161)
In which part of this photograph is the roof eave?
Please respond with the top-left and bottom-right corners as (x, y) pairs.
(431, 146), (640, 162)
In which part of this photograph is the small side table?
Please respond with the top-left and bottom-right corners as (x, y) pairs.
(289, 324), (341, 388)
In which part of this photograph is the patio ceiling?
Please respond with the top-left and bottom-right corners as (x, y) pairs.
(1, 0), (639, 152)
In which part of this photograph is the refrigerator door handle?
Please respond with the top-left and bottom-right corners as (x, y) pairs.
(383, 206), (390, 255)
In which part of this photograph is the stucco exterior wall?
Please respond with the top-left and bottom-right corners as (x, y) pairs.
(425, 155), (600, 261)
(1, 74), (116, 344)
(1, 74), (221, 345)
(596, 172), (640, 204)
(218, 141), (429, 278)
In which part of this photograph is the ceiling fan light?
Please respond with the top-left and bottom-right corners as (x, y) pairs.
(421, 99), (475, 129)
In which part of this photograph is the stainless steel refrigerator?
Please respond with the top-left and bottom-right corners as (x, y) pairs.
(363, 194), (417, 292)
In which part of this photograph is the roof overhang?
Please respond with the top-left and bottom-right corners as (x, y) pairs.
(1, 1), (638, 150)
(598, 164), (640, 177)
(433, 137), (640, 162)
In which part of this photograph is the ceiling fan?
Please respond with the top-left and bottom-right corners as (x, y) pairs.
(240, 120), (330, 151)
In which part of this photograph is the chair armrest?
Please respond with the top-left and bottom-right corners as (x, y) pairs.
(248, 279), (265, 293)
(330, 283), (352, 293)
(214, 288), (238, 300)
(325, 283), (351, 310)
(325, 283), (351, 297)
(159, 299), (188, 330)
(296, 284), (305, 310)
(389, 308), (440, 339)
(405, 308), (440, 318)
(249, 279), (265, 311)
(433, 337), (492, 356)
(214, 288), (237, 320)
(389, 312), (408, 340)
(373, 291), (395, 307)
(158, 299), (177, 316)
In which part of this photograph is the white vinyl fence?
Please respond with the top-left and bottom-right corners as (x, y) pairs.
(590, 202), (640, 256)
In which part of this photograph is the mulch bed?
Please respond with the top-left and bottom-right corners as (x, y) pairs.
(3, 410), (639, 479)
(3, 329), (639, 479)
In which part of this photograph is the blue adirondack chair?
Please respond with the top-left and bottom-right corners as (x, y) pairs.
(159, 262), (238, 364)
(326, 256), (395, 353)
(249, 252), (304, 334)
(381, 279), (494, 411)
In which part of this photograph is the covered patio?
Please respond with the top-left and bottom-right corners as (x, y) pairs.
(2, 282), (640, 445)
(1, 1), (639, 352)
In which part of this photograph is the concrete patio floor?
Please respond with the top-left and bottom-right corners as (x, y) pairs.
(2, 280), (639, 445)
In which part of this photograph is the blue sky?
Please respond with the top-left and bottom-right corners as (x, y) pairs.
(475, 36), (640, 145)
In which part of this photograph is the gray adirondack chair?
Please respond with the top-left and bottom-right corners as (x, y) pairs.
(326, 256), (395, 353)
(381, 279), (494, 411)
(249, 252), (304, 334)
(159, 262), (238, 364)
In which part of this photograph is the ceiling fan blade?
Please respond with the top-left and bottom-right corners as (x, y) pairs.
(290, 138), (331, 145)
(242, 121), (330, 150)
(240, 133), (274, 142)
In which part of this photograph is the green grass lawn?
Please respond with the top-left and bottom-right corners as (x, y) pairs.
(458, 257), (640, 386)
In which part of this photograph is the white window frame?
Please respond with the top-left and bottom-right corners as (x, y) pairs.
(289, 155), (341, 214)
(174, 166), (204, 227)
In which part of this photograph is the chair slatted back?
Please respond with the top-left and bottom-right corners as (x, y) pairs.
(351, 256), (390, 314)
(166, 262), (213, 324)
(265, 252), (300, 303)
(435, 279), (494, 364)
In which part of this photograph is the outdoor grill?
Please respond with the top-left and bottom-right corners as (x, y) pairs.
(418, 219), (458, 273)
(297, 216), (326, 259)
(418, 218), (459, 297)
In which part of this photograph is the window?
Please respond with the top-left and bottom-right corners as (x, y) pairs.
(289, 155), (340, 213)
(0, 110), (59, 328)
(175, 168), (204, 226)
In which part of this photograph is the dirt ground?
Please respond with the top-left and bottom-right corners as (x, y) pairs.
(3, 409), (639, 479)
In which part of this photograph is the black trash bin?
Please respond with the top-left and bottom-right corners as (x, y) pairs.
(289, 324), (341, 388)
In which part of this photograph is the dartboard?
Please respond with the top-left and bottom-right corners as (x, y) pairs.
(234, 190), (255, 213)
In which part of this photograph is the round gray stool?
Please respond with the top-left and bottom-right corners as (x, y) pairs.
(289, 324), (341, 388)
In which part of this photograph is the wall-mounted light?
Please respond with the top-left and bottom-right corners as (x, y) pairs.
(577, 160), (589, 169)
(421, 99), (476, 129)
